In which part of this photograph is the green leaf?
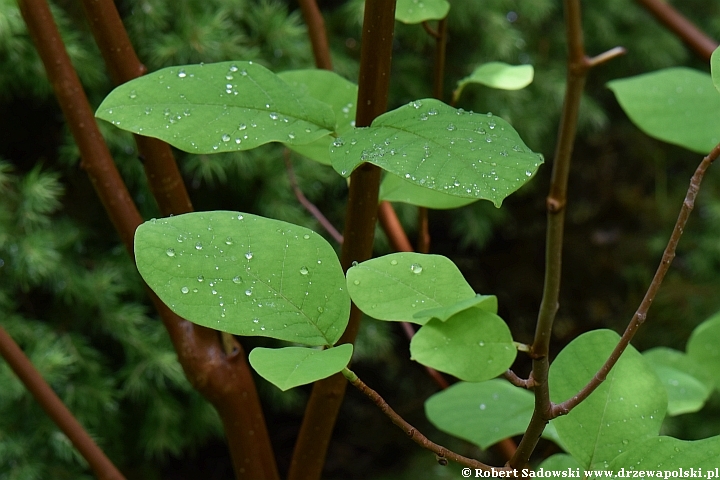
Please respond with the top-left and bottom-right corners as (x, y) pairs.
(278, 69), (358, 165)
(643, 347), (713, 416)
(607, 68), (720, 154)
(249, 344), (353, 391)
(609, 436), (720, 472)
(536, 454), (583, 474)
(346, 252), (475, 324)
(425, 379), (533, 449)
(379, 173), (478, 209)
(330, 99), (543, 207)
(134, 212), (350, 346)
(395, 0), (449, 24)
(549, 330), (667, 469)
(410, 308), (516, 382)
(687, 311), (720, 392)
(96, 61), (336, 154)
(711, 46), (720, 95)
(453, 63), (534, 103)
(413, 294), (497, 321)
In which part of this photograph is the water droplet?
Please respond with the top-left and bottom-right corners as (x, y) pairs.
(411, 100), (423, 108)
(288, 132), (295, 140)
(224, 237), (233, 245)
(269, 112), (279, 120)
(195, 242), (203, 250)
(246, 290), (253, 296)
(428, 108), (438, 116)
(446, 123), (456, 131)
(181, 286), (189, 294)
(332, 138), (344, 147)
(245, 252), (253, 260)
(419, 113), (428, 121)
(488, 120), (496, 129)
(300, 266), (309, 275)
(353, 279), (360, 285)
(237, 214), (244, 220)
(233, 276), (242, 284)
(197, 275), (205, 282)
(622, 439), (629, 445)
(166, 248), (176, 257)
(410, 263), (423, 274)
(390, 259), (398, 266)
(221, 134), (231, 142)
(479, 341), (485, 347)
(303, 234), (310, 240)
(479, 404), (486, 410)
(129, 90), (137, 99)
(238, 123), (247, 131)
(211, 289), (218, 295)
(317, 306), (324, 313)
(229, 64), (239, 72)
(177, 69), (187, 78)
(351, 261), (359, 267)
(252, 317), (259, 323)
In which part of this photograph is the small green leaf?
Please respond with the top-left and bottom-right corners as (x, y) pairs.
(610, 436), (720, 472)
(536, 454), (583, 474)
(410, 308), (516, 382)
(413, 295), (497, 322)
(711, 46), (720, 94)
(346, 252), (475, 324)
(96, 61), (335, 154)
(134, 212), (350, 346)
(330, 99), (543, 207)
(249, 345), (353, 391)
(278, 69), (358, 165)
(425, 379), (533, 449)
(549, 330), (667, 469)
(687, 311), (720, 392)
(395, 0), (449, 24)
(643, 347), (713, 416)
(453, 63), (534, 103)
(379, 173), (478, 209)
(607, 68), (720, 154)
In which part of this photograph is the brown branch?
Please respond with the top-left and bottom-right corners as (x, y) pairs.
(342, 368), (502, 471)
(287, 0), (397, 478)
(553, 142), (720, 416)
(23, 0), (278, 477)
(634, 0), (718, 61)
(284, 151), (344, 244)
(504, 370), (535, 389)
(378, 201), (414, 251)
(421, 21), (440, 39)
(298, 0), (333, 69)
(0, 326), (126, 480)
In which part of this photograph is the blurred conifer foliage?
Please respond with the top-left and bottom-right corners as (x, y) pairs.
(3, 0), (720, 477)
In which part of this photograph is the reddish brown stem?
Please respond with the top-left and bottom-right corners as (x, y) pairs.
(0, 326), (126, 480)
(298, 0), (333, 70)
(378, 201), (414, 251)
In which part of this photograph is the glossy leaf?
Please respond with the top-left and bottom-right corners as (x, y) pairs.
(607, 68), (720, 154)
(549, 330), (667, 469)
(410, 308), (516, 382)
(278, 69), (357, 165)
(379, 173), (477, 209)
(96, 61), (335, 154)
(413, 294), (497, 321)
(687, 311), (720, 392)
(134, 212), (350, 346)
(395, 0), (449, 24)
(249, 344), (353, 391)
(643, 347), (712, 416)
(330, 98), (543, 207)
(712, 46), (720, 95)
(453, 63), (534, 103)
(425, 379), (533, 449)
(346, 252), (475, 324)
(610, 436), (720, 472)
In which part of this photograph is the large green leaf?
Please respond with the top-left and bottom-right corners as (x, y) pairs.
(329, 99), (543, 207)
(249, 344), (353, 391)
(607, 68), (720, 154)
(96, 61), (335, 154)
(425, 379), (533, 449)
(549, 330), (667, 469)
(134, 212), (350, 346)
(346, 252), (475, 324)
(395, 0), (449, 24)
(643, 347), (712, 416)
(609, 436), (720, 472)
(711, 46), (720, 95)
(379, 173), (478, 209)
(687, 311), (720, 392)
(453, 63), (534, 104)
(413, 294), (497, 321)
(278, 69), (357, 165)
(410, 308), (516, 382)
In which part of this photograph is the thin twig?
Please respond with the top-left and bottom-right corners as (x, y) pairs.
(422, 21), (440, 39)
(553, 142), (720, 416)
(378, 201), (414, 251)
(504, 370), (535, 389)
(298, 0), (333, 69)
(343, 368), (503, 472)
(284, 151), (343, 244)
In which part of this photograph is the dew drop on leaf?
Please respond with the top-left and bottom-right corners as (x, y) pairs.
(195, 242), (203, 250)
(479, 404), (486, 410)
(390, 259), (398, 266)
(317, 306), (324, 313)
(166, 248), (175, 257)
(222, 134), (231, 142)
(177, 69), (186, 78)
(300, 266), (309, 275)
(245, 289), (252, 296)
(197, 275), (204, 282)
(410, 263), (423, 274)
(353, 279), (360, 285)
(225, 237), (233, 245)
(303, 234), (310, 240)
(237, 214), (244, 220)
(232, 276), (242, 284)
(181, 286), (189, 294)
(245, 252), (253, 260)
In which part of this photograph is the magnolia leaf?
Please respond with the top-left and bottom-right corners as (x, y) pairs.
(608, 68), (720, 154)
(134, 212), (350, 346)
(330, 98), (543, 207)
(379, 173), (478, 209)
(249, 345), (353, 391)
(610, 436), (720, 472)
(425, 379), (533, 449)
(549, 330), (667, 469)
(687, 311), (720, 392)
(96, 61), (335, 154)
(278, 69), (358, 165)
(346, 252), (475, 324)
(643, 347), (713, 416)
(395, 0), (449, 24)
(453, 63), (534, 103)
(410, 308), (516, 382)
(413, 294), (497, 322)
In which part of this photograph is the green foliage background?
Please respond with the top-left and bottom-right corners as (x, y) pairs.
(2, 0), (720, 478)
